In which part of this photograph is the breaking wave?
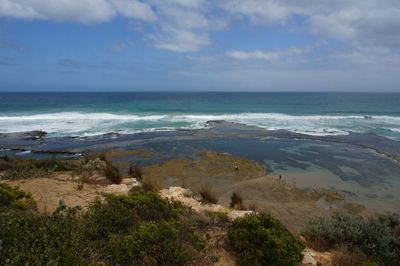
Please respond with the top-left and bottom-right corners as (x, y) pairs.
(1, 112), (400, 139)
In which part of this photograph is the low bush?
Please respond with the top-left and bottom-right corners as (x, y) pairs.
(230, 192), (245, 210)
(0, 189), (204, 265)
(331, 248), (371, 266)
(0, 183), (37, 210)
(205, 211), (230, 227)
(0, 156), (80, 180)
(228, 213), (304, 266)
(302, 212), (400, 265)
(107, 221), (192, 265)
(0, 205), (86, 265)
(104, 161), (122, 184)
(141, 178), (160, 192)
(198, 185), (218, 204)
(128, 163), (143, 181)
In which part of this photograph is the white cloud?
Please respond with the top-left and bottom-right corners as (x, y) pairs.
(149, 27), (210, 52)
(219, 0), (400, 49)
(162, 0), (205, 9)
(227, 47), (310, 61)
(332, 46), (400, 66)
(142, 0), (226, 52)
(0, 0), (155, 24)
(227, 50), (279, 61)
(1, 0), (400, 55)
(110, 0), (156, 22)
(309, 5), (400, 47)
(218, 0), (295, 24)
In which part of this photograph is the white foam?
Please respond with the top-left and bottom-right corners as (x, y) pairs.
(16, 150), (31, 155)
(0, 112), (399, 138)
(387, 128), (400, 133)
(0, 112), (166, 121)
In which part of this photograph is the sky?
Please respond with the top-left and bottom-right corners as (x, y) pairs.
(0, 0), (400, 92)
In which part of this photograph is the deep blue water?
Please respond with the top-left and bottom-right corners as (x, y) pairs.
(1, 92), (400, 138)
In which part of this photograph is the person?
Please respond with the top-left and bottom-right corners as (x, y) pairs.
(234, 164), (239, 171)
(279, 174), (282, 180)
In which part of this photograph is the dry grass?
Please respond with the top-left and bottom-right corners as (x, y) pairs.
(141, 178), (160, 192)
(305, 236), (332, 252)
(198, 186), (218, 204)
(247, 203), (258, 212)
(331, 248), (369, 266)
(128, 163), (143, 182)
(230, 192), (246, 210)
(104, 162), (122, 184)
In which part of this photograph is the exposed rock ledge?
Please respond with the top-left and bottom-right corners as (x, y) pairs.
(160, 186), (254, 220)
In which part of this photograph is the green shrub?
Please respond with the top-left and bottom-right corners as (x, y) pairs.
(228, 213), (304, 266)
(104, 161), (122, 184)
(107, 221), (192, 265)
(302, 212), (400, 265)
(0, 156), (81, 180)
(104, 190), (185, 222)
(0, 183), (37, 210)
(206, 211), (230, 227)
(198, 185), (218, 204)
(0, 205), (86, 265)
(0, 190), (205, 265)
(83, 197), (139, 239)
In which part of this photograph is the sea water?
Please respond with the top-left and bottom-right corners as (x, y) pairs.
(1, 92), (400, 139)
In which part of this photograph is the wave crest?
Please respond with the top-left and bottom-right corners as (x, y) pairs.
(0, 112), (400, 138)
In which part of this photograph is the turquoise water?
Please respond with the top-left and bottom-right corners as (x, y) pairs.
(1, 92), (400, 138)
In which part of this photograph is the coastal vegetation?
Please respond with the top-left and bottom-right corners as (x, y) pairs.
(140, 177), (161, 192)
(229, 213), (305, 266)
(198, 185), (218, 204)
(0, 185), (204, 265)
(0, 178), (305, 265)
(128, 162), (143, 181)
(230, 192), (245, 210)
(104, 159), (122, 184)
(0, 155), (80, 180)
(2, 155), (399, 265)
(302, 212), (400, 265)
(0, 183), (37, 211)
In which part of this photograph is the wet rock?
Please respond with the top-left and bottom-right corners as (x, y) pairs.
(0, 130), (47, 140)
(205, 120), (225, 126)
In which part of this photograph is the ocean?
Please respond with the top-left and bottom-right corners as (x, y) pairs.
(1, 92), (400, 139)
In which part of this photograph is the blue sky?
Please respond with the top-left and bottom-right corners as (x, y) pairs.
(1, 0), (400, 91)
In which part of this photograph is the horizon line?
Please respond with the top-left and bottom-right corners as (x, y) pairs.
(0, 90), (399, 93)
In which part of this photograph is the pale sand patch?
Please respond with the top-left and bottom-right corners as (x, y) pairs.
(2, 172), (140, 213)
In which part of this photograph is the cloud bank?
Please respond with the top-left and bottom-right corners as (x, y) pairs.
(1, 0), (400, 91)
(1, 0), (399, 53)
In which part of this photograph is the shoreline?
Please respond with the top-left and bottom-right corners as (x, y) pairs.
(1, 121), (400, 227)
